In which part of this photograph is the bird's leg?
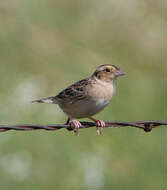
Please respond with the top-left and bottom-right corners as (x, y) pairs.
(88, 116), (105, 135)
(67, 116), (82, 136)
(65, 117), (73, 131)
(65, 118), (70, 124)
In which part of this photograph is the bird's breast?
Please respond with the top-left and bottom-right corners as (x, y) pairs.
(88, 80), (115, 102)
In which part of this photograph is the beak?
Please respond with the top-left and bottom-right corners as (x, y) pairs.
(115, 70), (126, 77)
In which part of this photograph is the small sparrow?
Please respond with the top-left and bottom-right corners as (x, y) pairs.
(32, 65), (126, 135)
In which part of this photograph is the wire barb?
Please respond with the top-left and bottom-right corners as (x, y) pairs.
(0, 120), (166, 133)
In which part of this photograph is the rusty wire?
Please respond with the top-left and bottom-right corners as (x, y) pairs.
(0, 120), (166, 133)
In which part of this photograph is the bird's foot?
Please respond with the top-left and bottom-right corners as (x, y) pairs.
(70, 119), (82, 136)
(96, 120), (105, 135)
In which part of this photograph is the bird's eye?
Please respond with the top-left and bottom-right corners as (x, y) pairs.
(105, 68), (110, 72)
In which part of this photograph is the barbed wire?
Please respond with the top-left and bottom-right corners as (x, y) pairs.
(0, 120), (166, 133)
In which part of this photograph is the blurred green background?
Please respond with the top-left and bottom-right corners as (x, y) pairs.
(0, 0), (167, 189)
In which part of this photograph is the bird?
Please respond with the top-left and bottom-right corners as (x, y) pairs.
(32, 64), (126, 135)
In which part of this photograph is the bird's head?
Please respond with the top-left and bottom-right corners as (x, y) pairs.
(92, 64), (126, 82)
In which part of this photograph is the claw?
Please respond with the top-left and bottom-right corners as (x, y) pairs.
(70, 119), (82, 136)
(96, 120), (105, 135)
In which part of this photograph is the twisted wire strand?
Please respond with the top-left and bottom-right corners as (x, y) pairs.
(0, 120), (166, 133)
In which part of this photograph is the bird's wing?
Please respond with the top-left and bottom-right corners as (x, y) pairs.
(32, 78), (94, 105)
(55, 78), (92, 104)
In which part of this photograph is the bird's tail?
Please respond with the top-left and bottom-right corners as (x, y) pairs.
(32, 96), (57, 104)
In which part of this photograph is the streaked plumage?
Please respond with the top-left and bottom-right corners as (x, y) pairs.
(32, 64), (126, 135)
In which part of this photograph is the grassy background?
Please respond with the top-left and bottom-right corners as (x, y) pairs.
(0, 0), (167, 189)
